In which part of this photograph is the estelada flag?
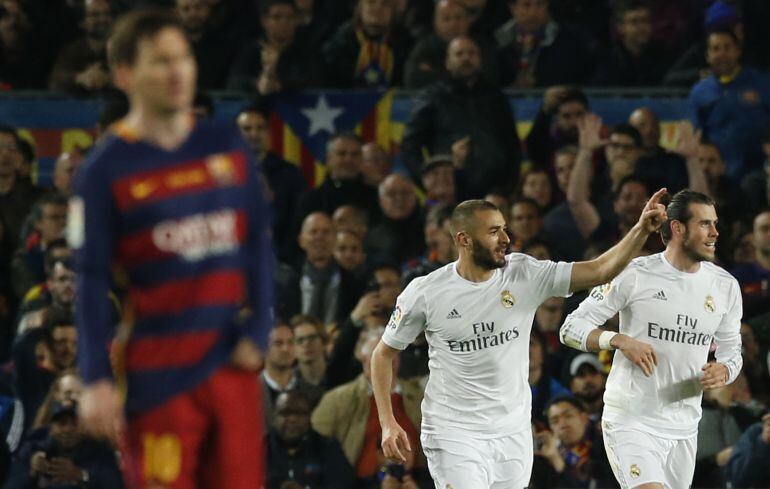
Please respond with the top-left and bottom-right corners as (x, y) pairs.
(268, 90), (394, 187)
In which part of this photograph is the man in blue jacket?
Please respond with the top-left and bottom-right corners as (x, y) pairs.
(725, 413), (770, 488)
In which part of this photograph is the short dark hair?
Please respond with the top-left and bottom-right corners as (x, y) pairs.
(425, 204), (454, 228)
(555, 88), (589, 113)
(511, 197), (542, 217)
(707, 28), (741, 48)
(660, 190), (715, 244)
(259, 0), (297, 17)
(17, 138), (34, 164)
(612, 0), (650, 22)
(0, 125), (21, 149)
(43, 306), (75, 347)
(236, 101), (271, 122)
(544, 395), (586, 421)
(610, 123), (643, 148)
(613, 176), (648, 201)
(450, 199), (499, 236)
(33, 193), (69, 222)
(108, 9), (186, 68)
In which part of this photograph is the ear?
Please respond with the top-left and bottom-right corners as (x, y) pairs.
(456, 231), (471, 248)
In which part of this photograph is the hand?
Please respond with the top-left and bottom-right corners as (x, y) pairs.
(701, 362), (729, 390)
(451, 136), (471, 169)
(47, 457), (83, 484)
(351, 292), (382, 323)
(380, 419), (411, 463)
(636, 187), (668, 234)
(230, 338), (263, 371)
(543, 85), (569, 113)
(672, 122), (702, 160)
(29, 451), (48, 476)
(79, 380), (124, 443)
(260, 43), (280, 69)
(534, 430), (560, 460)
(577, 113), (607, 151)
(613, 333), (658, 376)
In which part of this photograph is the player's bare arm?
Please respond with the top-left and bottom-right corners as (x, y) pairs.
(569, 187), (667, 292)
(370, 340), (411, 463)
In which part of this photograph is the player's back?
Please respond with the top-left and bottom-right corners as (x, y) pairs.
(600, 254), (741, 438)
(73, 119), (271, 413)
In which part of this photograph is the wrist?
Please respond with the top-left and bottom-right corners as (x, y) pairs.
(609, 333), (626, 349)
(600, 331), (618, 350)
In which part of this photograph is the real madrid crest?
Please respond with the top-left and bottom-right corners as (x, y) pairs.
(501, 290), (515, 308)
(630, 464), (641, 478)
(704, 295), (715, 313)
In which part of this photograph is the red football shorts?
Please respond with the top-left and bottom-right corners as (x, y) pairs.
(122, 366), (265, 489)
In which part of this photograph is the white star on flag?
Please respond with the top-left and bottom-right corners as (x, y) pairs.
(301, 95), (344, 136)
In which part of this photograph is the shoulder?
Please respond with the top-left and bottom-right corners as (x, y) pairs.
(75, 133), (126, 186)
(403, 263), (452, 296)
(702, 261), (740, 289)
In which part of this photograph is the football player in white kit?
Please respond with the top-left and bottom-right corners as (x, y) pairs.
(370, 191), (667, 489)
(559, 190), (743, 489)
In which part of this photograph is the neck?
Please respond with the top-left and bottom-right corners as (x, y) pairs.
(86, 36), (107, 52)
(664, 245), (701, 273)
(298, 357), (326, 384)
(266, 364), (294, 388)
(123, 107), (192, 150)
(267, 37), (291, 51)
(624, 40), (644, 57)
(456, 254), (495, 282)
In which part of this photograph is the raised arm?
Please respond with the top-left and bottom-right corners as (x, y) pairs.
(672, 121), (711, 198)
(570, 187), (667, 292)
(566, 114), (604, 238)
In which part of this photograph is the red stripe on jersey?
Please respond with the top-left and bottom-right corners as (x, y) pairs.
(117, 210), (249, 267)
(129, 270), (245, 317)
(125, 330), (220, 370)
(111, 151), (248, 211)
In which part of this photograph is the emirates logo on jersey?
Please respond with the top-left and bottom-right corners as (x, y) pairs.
(152, 209), (239, 261)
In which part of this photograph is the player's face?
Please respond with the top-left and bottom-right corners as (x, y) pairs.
(124, 27), (196, 116)
(547, 402), (589, 447)
(468, 210), (509, 270)
(680, 203), (718, 263)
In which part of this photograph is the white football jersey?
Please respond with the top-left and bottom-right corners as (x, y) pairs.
(383, 253), (573, 438)
(562, 253), (743, 439)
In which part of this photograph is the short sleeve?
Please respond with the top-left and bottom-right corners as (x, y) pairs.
(382, 279), (427, 350)
(522, 256), (573, 301)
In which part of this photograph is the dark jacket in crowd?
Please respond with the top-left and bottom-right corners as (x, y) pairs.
(227, 38), (322, 93)
(262, 152), (307, 262)
(592, 42), (674, 87)
(404, 33), (499, 89)
(725, 421), (770, 488)
(364, 207), (425, 266)
(401, 77), (521, 198)
(267, 429), (354, 489)
(295, 176), (380, 230)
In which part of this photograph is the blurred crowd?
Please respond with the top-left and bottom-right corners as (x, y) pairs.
(1, 0), (770, 488)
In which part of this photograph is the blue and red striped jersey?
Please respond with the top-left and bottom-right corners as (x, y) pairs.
(71, 119), (273, 414)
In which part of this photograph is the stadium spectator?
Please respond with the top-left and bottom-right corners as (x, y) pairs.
(531, 396), (617, 489)
(566, 353), (606, 422)
(525, 86), (587, 169)
(496, 0), (593, 88)
(13, 306), (77, 431)
(32, 370), (82, 430)
(0, 0), (49, 89)
(48, 0), (112, 95)
(402, 36), (521, 198)
(725, 413), (770, 488)
(740, 323), (770, 403)
(695, 141), (745, 241)
(334, 230), (367, 276)
(0, 126), (43, 257)
(288, 212), (366, 324)
(403, 205), (456, 286)
(592, 0), (673, 86)
(420, 155), (457, 209)
(176, 0), (234, 89)
(235, 104), (306, 260)
(365, 174), (424, 266)
(294, 0), (348, 49)
(228, 0), (321, 94)
(296, 133), (380, 227)
(509, 198), (544, 252)
(742, 127), (770, 216)
(404, 0), (498, 89)
(694, 384), (745, 488)
(333, 205), (369, 240)
(291, 314), (329, 391)
(530, 328), (570, 426)
(516, 167), (554, 212)
(6, 402), (123, 488)
(267, 390), (354, 489)
(731, 209), (770, 318)
(51, 148), (84, 197)
(322, 0), (413, 88)
(10, 193), (68, 299)
(312, 329), (428, 487)
(534, 296), (566, 368)
(361, 142), (392, 188)
(17, 255), (75, 332)
(261, 323), (324, 428)
(688, 29), (770, 181)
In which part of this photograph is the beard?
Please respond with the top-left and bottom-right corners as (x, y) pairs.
(471, 241), (506, 270)
(682, 229), (714, 263)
